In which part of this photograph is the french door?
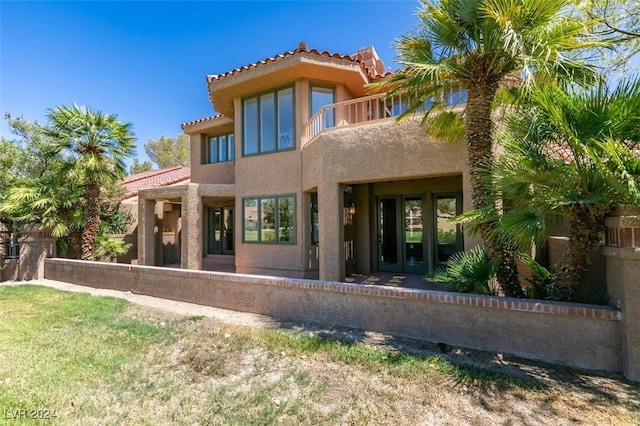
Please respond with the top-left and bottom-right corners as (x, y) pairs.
(207, 207), (234, 255)
(377, 196), (426, 274)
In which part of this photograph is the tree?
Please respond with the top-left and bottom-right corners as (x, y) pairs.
(45, 104), (135, 260)
(382, 0), (600, 296)
(144, 134), (190, 168)
(585, 0), (640, 68)
(129, 158), (153, 175)
(492, 78), (640, 301)
(0, 114), (54, 195)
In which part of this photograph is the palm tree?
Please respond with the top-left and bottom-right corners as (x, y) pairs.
(381, 0), (600, 296)
(493, 78), (640, 301)
(45, 104), (135, 260)
(0, 172), (85, 258)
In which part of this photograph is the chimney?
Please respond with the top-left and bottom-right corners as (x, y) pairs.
(355, 46), (385, 78)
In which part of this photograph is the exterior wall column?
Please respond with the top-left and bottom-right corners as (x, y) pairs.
(603, 205), (640, 382)
(318, 183), (344, 281)
(181, 184), (202, 270)
(137, 198), (157, 266)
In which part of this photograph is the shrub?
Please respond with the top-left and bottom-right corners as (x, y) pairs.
(428, 247), (500, 295)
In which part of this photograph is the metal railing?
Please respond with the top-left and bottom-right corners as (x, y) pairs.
(302, 89), (467, 144)
(3, 242), (20, 259)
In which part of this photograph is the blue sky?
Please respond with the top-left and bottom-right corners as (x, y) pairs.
(0, 1), (420, 167)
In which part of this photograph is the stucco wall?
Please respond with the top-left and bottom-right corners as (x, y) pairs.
(2, 236), (56, 281)
(45, 258), (622, 373)
(302, 117), (467, 189)
(188, 118), (235, 185)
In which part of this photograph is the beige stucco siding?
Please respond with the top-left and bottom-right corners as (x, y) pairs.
(302, 117), (467, 189)
(192, 161), (235, 185)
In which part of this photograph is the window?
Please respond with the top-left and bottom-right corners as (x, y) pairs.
(205, 133), (234, 164)
(311, 86), (335, 128)
(243, 195), (296, 244)
(243, 87), (294, 156)
(310, 192), (319, 244)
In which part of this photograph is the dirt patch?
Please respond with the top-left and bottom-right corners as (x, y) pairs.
(22, 280), (640, 425)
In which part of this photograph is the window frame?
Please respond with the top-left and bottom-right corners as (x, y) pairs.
(242, 85), (295, 157)
(310, 85), (336, 129)
(242, 194), (296, 244)
(204, 132), (235, 164)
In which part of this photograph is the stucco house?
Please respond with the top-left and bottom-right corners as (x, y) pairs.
(137, 42), (472, 282)
(119, 166), (191, 264)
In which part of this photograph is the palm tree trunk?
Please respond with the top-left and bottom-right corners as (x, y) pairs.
(81, 180), (101, 261)
(549, 206), (608, 301)
(465, 81), (524, 298)
(68, 228), (82, 259)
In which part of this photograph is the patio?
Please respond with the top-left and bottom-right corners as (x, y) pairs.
(166, 255), (443, 290)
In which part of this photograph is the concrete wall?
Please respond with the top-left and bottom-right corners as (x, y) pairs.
(44, 258), (622, 374)
(604, 206), (640, 382)
(1, 228), (56, 281)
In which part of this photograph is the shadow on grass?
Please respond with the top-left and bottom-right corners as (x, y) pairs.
(259, 317), (639, 402)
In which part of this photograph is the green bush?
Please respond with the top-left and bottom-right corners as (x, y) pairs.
(428, 247), (500, 295)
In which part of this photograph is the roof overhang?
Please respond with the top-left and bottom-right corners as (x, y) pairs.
(207, 53), (370, 117)
(182, 114), (234, 135)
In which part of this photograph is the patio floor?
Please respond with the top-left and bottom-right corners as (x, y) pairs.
(173, 255), (446, 291)
(344, 272), (445, 291)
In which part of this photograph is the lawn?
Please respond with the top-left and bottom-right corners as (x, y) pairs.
(1, 285), (638, 425)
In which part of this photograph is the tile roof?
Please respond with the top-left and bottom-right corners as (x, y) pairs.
(181, 113), (225, 130)
(206, 42), (361, 84)
(207, 42), (390, 83)
(122, 166), (190, 199)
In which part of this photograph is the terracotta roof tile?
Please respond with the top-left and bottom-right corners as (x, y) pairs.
(181, 114), (225, 129)
(122, 166), (190, 199)
(206, 42), (363, 84)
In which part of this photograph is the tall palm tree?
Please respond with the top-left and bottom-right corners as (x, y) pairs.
(45, 104), (135, 260)
(382, 0), (600, 296)
(494, 78), (640, 301)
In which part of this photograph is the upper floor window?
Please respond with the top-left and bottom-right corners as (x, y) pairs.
(205, 133), (234, 164)
(243, 87), (294, 156)
(310, 86), (335, 128)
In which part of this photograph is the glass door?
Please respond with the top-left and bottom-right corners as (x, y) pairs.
(377, 196), (427, 274)
(403, 197), (425, 274)
(434, 194), (462, 268)
(223, 208), (234, 254)
(208, 208), (222, 254)
(377, 197), (401, 272)
(208, 207), (234, 255)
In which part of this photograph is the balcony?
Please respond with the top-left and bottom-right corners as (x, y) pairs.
(302, 89), (467, 144)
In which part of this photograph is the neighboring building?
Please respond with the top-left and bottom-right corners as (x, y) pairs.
(137, 42), (471, 281)
(119, 166), (190, 264)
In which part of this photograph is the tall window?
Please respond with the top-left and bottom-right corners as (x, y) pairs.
(311, 86), (335, 128)
(205, 133), (234, 164)
(243, 195), (296, 244)
(243, 87), (294, 156)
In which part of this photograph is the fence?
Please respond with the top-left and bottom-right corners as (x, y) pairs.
(44, 258), (622, 376)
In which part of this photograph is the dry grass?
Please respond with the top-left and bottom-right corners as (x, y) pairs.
(0, 284), (638, 425)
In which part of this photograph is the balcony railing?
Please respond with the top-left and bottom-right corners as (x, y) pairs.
(302, 89), (467, 144)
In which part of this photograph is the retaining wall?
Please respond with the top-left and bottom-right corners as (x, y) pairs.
(44, 258), (622, 373)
